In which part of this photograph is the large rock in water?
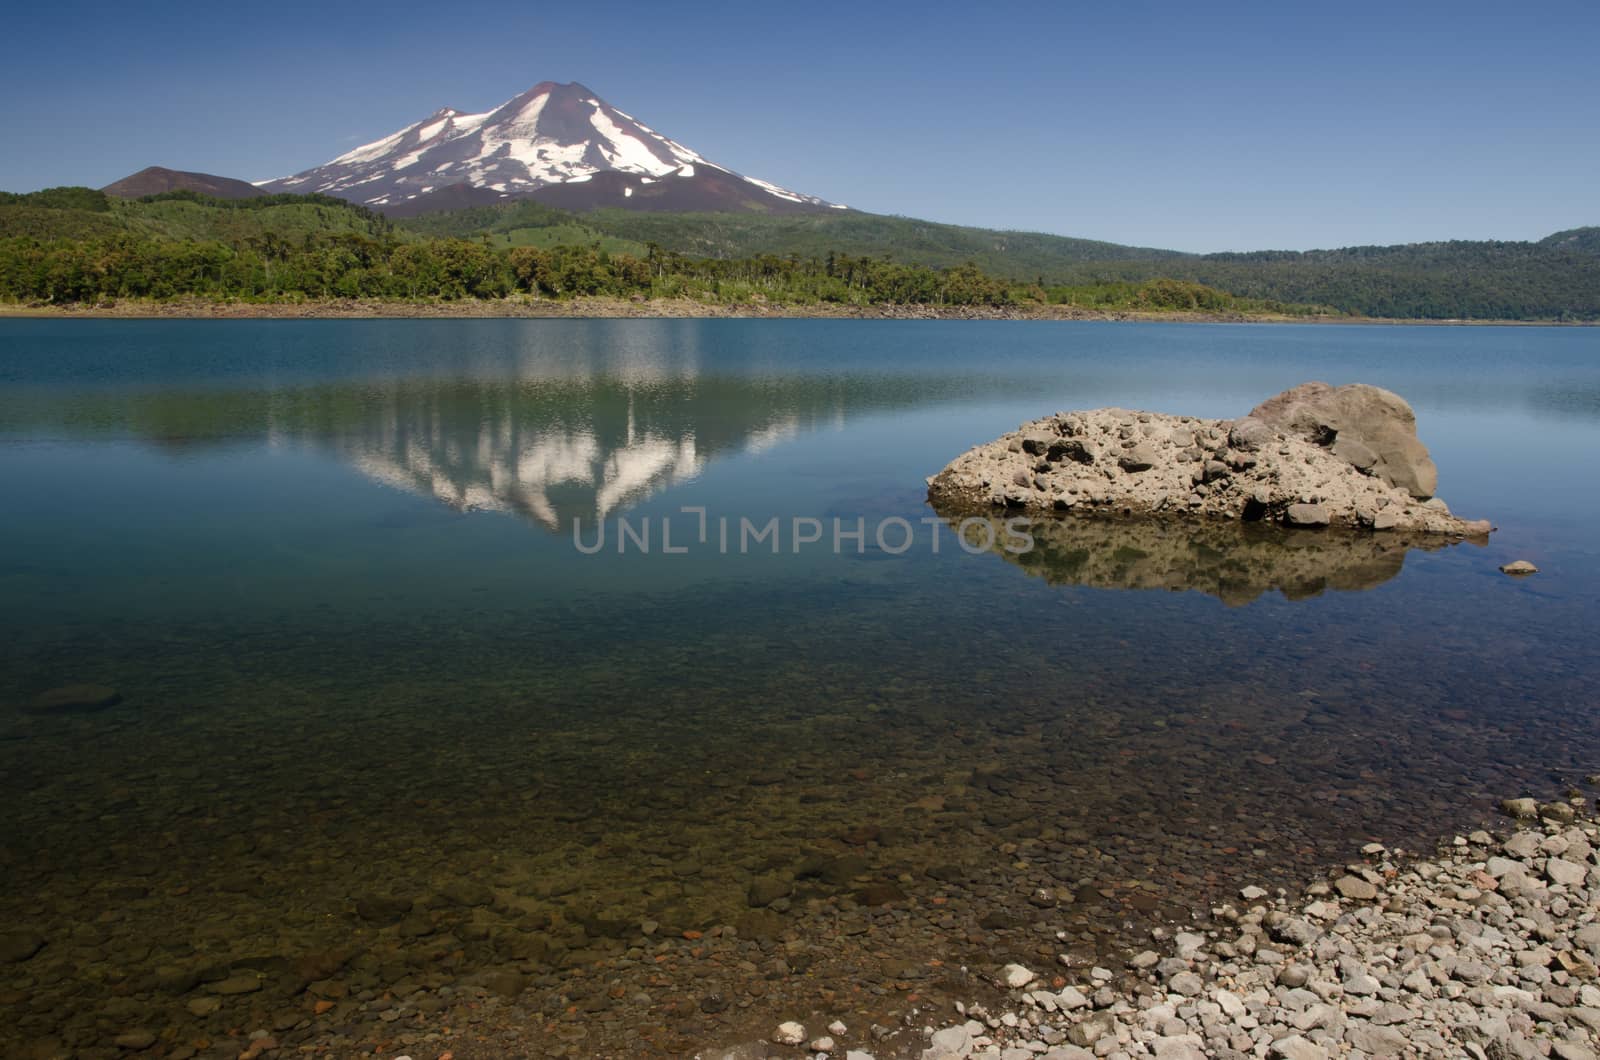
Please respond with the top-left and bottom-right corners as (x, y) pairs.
(1249, 382), (1438, 499)
(925, 384), (1490, 536)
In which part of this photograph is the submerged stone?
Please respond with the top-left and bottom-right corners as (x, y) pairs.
(207, 974), (262, 995)
(28, 684), (122, 713)
(0, 931), (45, 963)
(747, 875), (793, 908)
(354, 895), (412, 924)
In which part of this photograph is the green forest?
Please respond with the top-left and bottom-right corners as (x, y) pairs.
(1, 186), (1596, 320)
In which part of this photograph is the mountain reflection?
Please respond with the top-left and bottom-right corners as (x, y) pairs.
(933, 508), (1477, 605)
(0, 367), (949, 531)
(311, 380), (793, 529)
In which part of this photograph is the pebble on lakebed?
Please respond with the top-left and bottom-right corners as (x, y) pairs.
(917, 796), (1600, 1060)
(25, 683), (122, 713)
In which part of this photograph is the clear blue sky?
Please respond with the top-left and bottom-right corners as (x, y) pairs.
(4, 0), (1595, 252)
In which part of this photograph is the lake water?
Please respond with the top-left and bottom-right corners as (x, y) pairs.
(2, 319), (1598, 1059)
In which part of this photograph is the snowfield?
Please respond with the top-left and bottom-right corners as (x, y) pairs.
(260, 81), (835, 211)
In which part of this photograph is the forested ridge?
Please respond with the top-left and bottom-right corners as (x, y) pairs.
(1, 186), (1594, 320)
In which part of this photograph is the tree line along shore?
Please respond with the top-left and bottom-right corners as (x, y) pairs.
(2, 187), (1597, 320)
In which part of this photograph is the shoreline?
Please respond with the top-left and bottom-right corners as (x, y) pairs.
(897, 793), (1600, 1060)
(406, 789), (1600, 1060)
(0, 296), (1590, 326)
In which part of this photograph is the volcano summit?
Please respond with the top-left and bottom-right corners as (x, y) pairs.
(259, 81), (842, 217)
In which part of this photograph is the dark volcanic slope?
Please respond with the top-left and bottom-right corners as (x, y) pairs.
(102, 166), (267, 200)
(261, 80), (839, 216)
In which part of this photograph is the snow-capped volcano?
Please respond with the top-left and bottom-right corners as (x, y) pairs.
(259, 81), (841, 216)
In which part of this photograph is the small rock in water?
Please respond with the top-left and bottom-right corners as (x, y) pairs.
(437, 879), (494, 907)
(854, 881), (905, 906)
(354, 894), (413, 924)
(1002, 963), (1037, 988)
(207, 974), (262, 995)
(479, 970), (524, 998)
(747, 875), (792, 908)
(113, 1029), (156, 1050)
(28, 683), (121, 713)
(1501, 797), (1540, 819)
(0, 931), (46, 963)
(1543, 801), (1578, 822)
(773, 1021), (806, 1045)
(1499, 559), (1539, 575)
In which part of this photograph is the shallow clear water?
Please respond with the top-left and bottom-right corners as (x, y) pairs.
(2, 319), (1598, 1057)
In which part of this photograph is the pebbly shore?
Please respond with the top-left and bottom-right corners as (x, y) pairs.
(898, 798), (1600, 1060)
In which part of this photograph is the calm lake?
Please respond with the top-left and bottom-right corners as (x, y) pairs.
(2, 318), (1598, 1058)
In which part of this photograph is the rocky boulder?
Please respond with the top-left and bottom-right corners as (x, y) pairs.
(926, 384), (1490, 536)
(1249, 382), (1438, 499)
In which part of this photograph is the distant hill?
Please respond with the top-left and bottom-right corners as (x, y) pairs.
(392, 203), (1600, 319)
(397, 203), (1182, 279)
(103, 167), (267, 200)
(0, 186), (391, 244)
(1161, 240), (1600, 321)
(1540, 227), (1600, 255)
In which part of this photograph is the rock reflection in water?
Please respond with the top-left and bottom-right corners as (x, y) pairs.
(934, 508), (1476, 605)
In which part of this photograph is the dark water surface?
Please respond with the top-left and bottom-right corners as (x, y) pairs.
(2, 319), (1598, 1058)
